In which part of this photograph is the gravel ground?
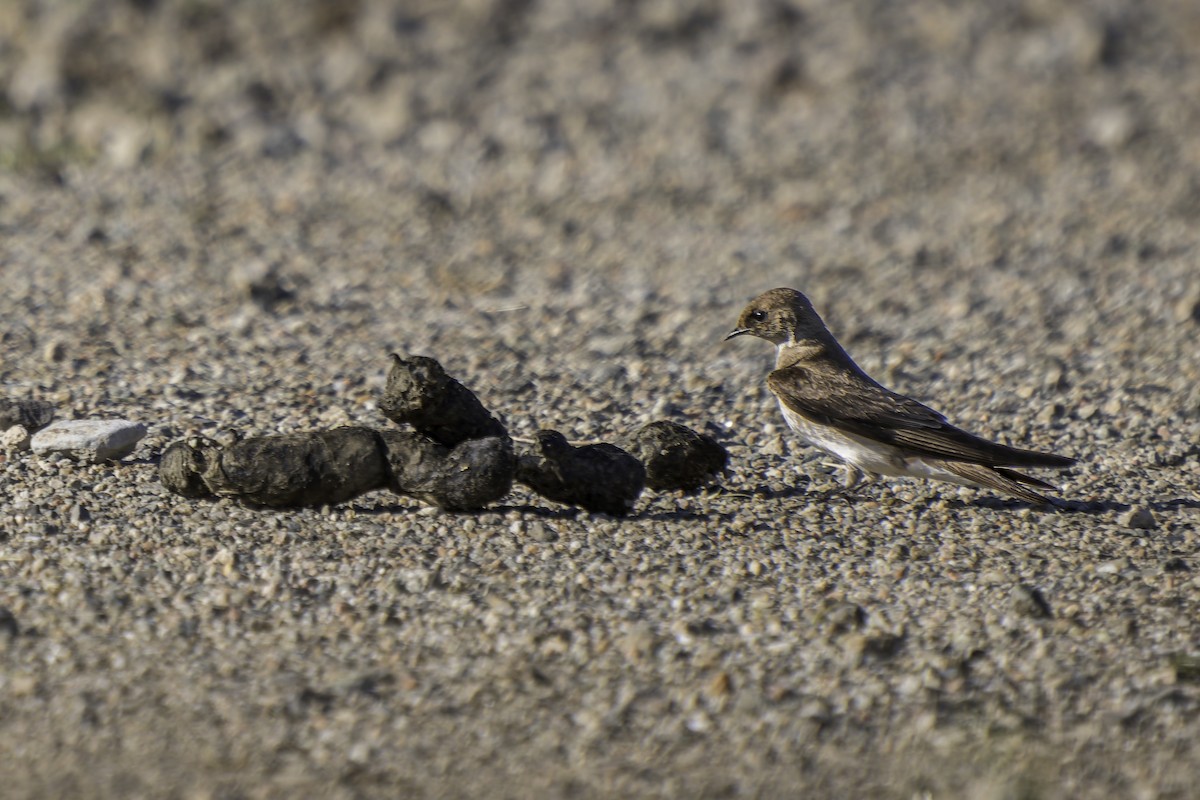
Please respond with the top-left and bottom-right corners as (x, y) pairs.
(2, 1), (1200, 797)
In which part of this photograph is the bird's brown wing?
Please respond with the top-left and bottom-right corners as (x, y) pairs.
(767, 364), (1074, 468)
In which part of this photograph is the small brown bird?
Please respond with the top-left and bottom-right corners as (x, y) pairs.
(726, 288), (1075, 504)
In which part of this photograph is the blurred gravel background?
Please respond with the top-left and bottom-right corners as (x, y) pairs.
(2, 0), (1199, 797)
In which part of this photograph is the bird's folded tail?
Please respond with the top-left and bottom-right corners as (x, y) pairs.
(941, 462), (1061, 505)
(994, 447), (1076, 469)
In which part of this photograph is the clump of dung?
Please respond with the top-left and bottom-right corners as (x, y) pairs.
(161, 427), (389, 507)
(159, 437), (217, 499)
(379, 354), (507, 446)
(376, 354), (515, 510)
(626, 420), (728, 491)
(516, 430), (645, 515)
(160, 355), (731, 516)
(379, 431), (515, 511)
(160, 426), (515, 511)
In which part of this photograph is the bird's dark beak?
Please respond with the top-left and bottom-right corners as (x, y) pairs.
(724, 328), (751, 342)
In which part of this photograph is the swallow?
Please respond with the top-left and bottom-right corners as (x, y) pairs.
(726, 288), (1075, 504)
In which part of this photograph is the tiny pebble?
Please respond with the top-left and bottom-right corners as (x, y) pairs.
(42, 340), (66, 363)
(1, 425), (32, 452)
(1010, 584), (1052, 619)
(1119, 507), (1157, 530)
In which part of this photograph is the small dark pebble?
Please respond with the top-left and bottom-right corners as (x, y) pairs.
(1171, 653), (1200, 683)
(1010, 584), (1053, 619)
(69, 504), (91, 525)
(860, 632), (904, 661)
(517, 430), (646, 515)
(0, 606), (18, 638)
(379, 354), (507, 447)
(625, 420), (728, 491)
(246, 264), (295, 311)
(0, 398), (55, 433)
(818, 601), (867, 635)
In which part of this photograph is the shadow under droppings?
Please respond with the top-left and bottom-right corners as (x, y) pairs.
(707, 483), (812, 502)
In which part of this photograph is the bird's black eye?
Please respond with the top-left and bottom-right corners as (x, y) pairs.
(750, 309), (767, 322)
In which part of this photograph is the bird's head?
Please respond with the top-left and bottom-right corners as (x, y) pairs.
(724, 288), (825, 346)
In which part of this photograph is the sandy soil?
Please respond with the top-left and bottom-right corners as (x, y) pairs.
(2, 1), (1199, 797)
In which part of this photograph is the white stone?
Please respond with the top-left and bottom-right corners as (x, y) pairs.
(1085, 107), (1135, 149)
(1, 425), (31, 452)
(30, 419), (147, 462)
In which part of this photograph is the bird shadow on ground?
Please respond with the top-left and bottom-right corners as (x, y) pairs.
(1148, 498), (1200, 513)
(961, 496), (1200, 515)
(630, 483), (835, 519)
(333, 485), (1200, 521)
(960, 496), (1096, 513)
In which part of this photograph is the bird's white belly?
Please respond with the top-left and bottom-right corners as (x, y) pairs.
(777, 402), (985, 487)
(778, 404), (905, 473)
